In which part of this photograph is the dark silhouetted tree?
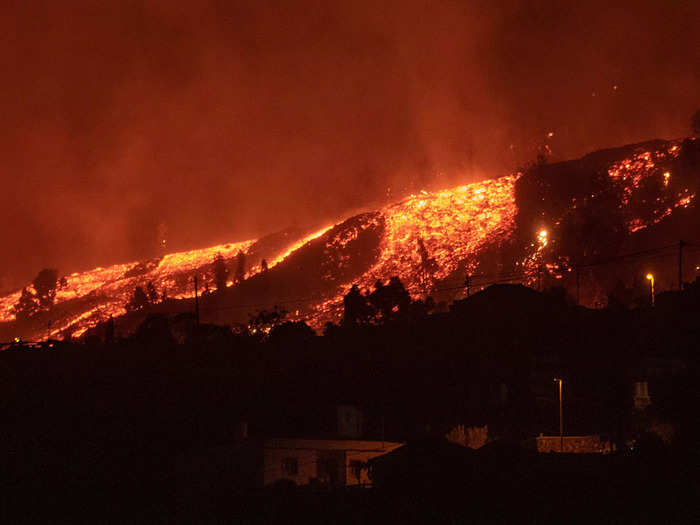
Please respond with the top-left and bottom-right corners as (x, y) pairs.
(384, 276), (411, 316)
(368, 277), (411, 323)
(33, 268), (58, 310)
(342, 284), (373, 326)
(212, 253), (229, 291)
(368, 280), (390, 319)
(261, 258), (268, 272)
(405, 296), (436, 319)
(146, 281), (159, 303)
(417, 238), (439, 276)
(13, 269), (59, 319)
(13, 287), (39, 321)
(234, 251), (246, 284)
(248, 305), (287, 337)
(417, 238), (439, 289)
(125, 286), (150, 312)
(269, 320), (315, 345)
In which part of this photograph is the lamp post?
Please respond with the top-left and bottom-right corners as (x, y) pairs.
(646, 273), (655, 307)
(554, 378), (563, 452)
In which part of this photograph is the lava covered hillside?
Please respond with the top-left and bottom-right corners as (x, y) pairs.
(1, 137), (698, 341)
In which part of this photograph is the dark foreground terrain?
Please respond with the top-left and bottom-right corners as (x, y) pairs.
(3, 447), (698, 524)
(2, 279), (699, 523)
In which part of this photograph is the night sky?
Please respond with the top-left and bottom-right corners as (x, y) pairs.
(1, 0), (698, 289)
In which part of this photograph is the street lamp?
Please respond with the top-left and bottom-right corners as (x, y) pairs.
(646, 273), (655, 307)
(554, 378), (564, 452)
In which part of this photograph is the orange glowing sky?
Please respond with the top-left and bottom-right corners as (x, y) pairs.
(0, 1), (698, 293)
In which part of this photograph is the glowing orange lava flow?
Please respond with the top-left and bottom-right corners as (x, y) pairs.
(268, 226), (335, 269)
(359, 176), (519, 293)
(607, 143), (694, 232)
(0, 140), (695, 339)
(0, 236), (290, 338)
(305, 175), (520, 326)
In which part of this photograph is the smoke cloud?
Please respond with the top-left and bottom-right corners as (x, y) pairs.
(1, 0), (698, 289)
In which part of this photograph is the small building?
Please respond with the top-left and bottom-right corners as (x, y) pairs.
(263, 437), (402, 487)
(259, 404), (400, 486)
(177, 405), (402, 493)
(629, 356), (685, 412)
(525, 434), (611, 454)
(176, 436), (402, 492)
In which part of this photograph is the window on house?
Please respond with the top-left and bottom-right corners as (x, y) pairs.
(282, 457), (298, 476)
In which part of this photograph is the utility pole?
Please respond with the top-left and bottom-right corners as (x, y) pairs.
(464, 274), (471, 298)
(537, 264), (542, 292)
(679, 240), (684, 291)
(194, 275), (200, 327)
(554, 378), (563, 452)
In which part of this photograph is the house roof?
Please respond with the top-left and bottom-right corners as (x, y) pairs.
(264, 437), (403, 452)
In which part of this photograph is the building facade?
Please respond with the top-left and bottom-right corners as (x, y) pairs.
(263, 438), (403, 486)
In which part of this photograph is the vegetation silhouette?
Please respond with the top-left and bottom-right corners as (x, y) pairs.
(146, 281), (159, 303)
(12, 268), (58, 320)
(234, 251), (246, 284)
(12, 287), (39, 320)
(212, 253), (229, 291)
(125, 285), (150, 312)
(33, 268), (58, 309)
(248, 305), (288, 337)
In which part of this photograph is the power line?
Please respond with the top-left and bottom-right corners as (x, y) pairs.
(188, 239), (700, 317)
(573, 243), (680, 269)
(6, 240), (699, 337)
